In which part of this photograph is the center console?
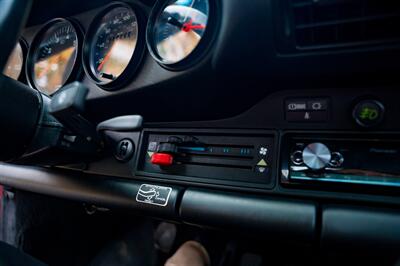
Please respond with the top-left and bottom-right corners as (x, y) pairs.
(127, 87), (400, 197)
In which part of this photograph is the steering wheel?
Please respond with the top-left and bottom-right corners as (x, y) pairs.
(0, 0), (41, 161)
(0, 1), (31, 69)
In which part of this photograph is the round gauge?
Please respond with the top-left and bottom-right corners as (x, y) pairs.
(3, 41), (24, 80)
(83, 3), (145, 88)
(27, 19), (82, 95)
(147, 0), (211, 66)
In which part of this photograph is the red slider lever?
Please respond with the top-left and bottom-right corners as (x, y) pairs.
(151, 153), (174, 166)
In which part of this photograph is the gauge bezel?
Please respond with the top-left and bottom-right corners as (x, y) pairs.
(17, 38), (29, 83)
(82, 2), (146, 90)
(146, 0), (218, 70)
(26, 18), (84, 96)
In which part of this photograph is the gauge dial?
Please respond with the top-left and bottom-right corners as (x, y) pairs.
(85, 5), (140, 85)
(3, 42), (24, 80)
(148, 0), (210, 65)
(29, 20), (80, 95)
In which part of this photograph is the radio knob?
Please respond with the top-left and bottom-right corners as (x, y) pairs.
(291, 150), (304, 165)
(330, 152), (344, 168)
(302, 143), (332, 170)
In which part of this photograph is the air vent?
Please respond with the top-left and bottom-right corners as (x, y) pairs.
(286, 0), (400, 50)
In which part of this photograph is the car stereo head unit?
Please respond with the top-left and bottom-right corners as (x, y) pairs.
(281, 134), (400, 189)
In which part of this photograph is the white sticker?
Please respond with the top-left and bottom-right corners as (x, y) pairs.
(136, 184), (172, 207)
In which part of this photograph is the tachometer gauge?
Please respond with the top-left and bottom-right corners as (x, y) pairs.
(83, 3), (145, 88)
(147, 0), (211, 66)
(3, 41), (26, 80)
(27, 19), (82, 95)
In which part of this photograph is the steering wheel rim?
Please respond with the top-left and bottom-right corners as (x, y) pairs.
(0, 0), (43, 162)
(0, 0), (32, 70)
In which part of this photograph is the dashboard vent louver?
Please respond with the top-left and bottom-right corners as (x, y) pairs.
(288, 0), (400, 50)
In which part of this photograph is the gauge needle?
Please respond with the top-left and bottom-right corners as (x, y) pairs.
(101, 72), (115, 80)
(182, 19), (206, 32)
(97, 48), (113, 71)
(167, 17), (205, 33)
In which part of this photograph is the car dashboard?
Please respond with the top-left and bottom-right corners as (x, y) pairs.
(1, 0), (400, 258)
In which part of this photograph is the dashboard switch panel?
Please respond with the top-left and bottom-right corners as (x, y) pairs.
(136, 129), (276, 189)
(285, 98), (330, 123)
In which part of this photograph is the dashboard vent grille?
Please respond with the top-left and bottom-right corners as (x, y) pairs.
(289, 0), (400, 50)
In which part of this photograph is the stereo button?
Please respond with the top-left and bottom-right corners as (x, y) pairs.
(307, 99), (328, 111)
(286, 101), (307, 111)
(330, 152), (344, 168)
(291, 150), (303, 165)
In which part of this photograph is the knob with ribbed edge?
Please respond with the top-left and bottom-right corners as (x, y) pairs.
(302, 143), (332, 170)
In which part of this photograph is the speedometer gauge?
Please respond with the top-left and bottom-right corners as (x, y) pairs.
(27, 19), (82, 95)
(83, 3), (145, 89)
(147, 0), (211, 66)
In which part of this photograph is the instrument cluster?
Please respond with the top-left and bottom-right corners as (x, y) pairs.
(3, 0), (214, 95)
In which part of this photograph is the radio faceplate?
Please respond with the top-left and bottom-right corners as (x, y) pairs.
(281, 133), (400, 189)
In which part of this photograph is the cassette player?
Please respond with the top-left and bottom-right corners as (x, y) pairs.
(281, 134), (400, 188)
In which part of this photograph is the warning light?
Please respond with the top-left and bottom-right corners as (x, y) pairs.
(359, 107), (379, 120)
(353, 100), (384, 127)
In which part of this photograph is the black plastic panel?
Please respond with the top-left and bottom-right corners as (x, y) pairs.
(276, 0), (400, 53)
(136, 129), (277, 189)
(322, 205), (400, 252)
(148, 88), (400, 131)
(18, 0), (400, 126)
(180, 188), (317, 244)
(0, 163), (182, 220)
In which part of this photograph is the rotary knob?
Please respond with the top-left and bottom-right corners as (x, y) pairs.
(302, 143), (332, 170)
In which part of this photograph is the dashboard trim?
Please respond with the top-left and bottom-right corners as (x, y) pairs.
(0, 163), (182, 219)
(134, 128), (279, 190)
